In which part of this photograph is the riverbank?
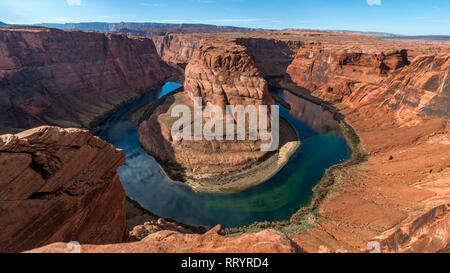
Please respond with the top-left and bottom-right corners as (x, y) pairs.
(138, 91), (301, 194)
(223, 78), (365, 235)
(90, 73), (183, 134)
(185, 118), (300, 193)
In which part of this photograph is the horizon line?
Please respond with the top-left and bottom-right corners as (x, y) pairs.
(2, 20), (450, 37)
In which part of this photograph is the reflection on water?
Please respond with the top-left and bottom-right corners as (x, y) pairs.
(281, 90), (341, 135)
(96, 82), (352, 228)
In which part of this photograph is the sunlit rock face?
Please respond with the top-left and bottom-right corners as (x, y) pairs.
(0, 126), (128, 253)
(288, 44), (449, 125)
(152, 33), (204, 67)
(184, 43), (274, 109)
(373, 204), (450, 253)
(338, 54), (450, 126)
(287, 45), (409, 103)
(138, 41), (298, 193)
(0, 26), (173, 133)
(285, 35), (449, 253)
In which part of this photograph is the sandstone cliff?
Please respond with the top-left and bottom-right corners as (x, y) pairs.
(287, 45), (449, 123)
(184, 43), (274, 108)
(0, 126), (128, 252)
(151, 33), (302, 77)
(374, 204), (449, 253)
(0, 26), (173, 133)
(1, 29), (448, 253)
(152, 33), (204, 67)
(287, 45), (409, 102)
(284, 38), (449, 253)
(235, 37), (302, 77)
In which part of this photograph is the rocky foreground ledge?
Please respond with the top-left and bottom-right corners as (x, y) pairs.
(27, 226), (303, 253)
(0, 126), (128, 252)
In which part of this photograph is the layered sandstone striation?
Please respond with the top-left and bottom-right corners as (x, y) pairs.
(373, 204), (449, 253)
(235, 38), (302, 77)
(287, 45), (449, 123)
(283, 38), (450, 253)
(28, 225), (303, 253)
(287, 45), (409, 102)
(138, 42), (299, 192)
(152, 33), (204, 67)
(0, 126), (128, 252)
(151, 33), (302, 76)
(0, 26), (173, 133)
(183, 43), (274, 107)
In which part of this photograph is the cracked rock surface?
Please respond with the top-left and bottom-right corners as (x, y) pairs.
(0, 126), (128, 252)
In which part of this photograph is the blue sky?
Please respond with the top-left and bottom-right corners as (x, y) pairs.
(0, 0), (449, 35)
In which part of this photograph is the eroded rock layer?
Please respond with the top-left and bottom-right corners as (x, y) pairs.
(151, 33), (302, 76)
(0, 26), (173, 133)
(152, 33), (204, 67)
(0, 126), (128, 252)
(235, 37), (302, 77)
(287, 45), (410, 102)
(184, 42), (274, 108)
(283, 36), (449, 253)
(287, 45), (449, 122)
(28, 226), (303, 253)
(374, 204), (449, 253)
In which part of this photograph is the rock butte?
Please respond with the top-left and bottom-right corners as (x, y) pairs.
(0, 26), (448, 253)
(138, 41), (300, 193)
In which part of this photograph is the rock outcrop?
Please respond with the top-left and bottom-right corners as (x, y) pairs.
(287, 45), (409, 102)
(152, 33), (204, 67)
(0, 26), (173, 133)
(183, 43), (274, 108)
(287, 45), (449, 123)
(138, 42), (299, 192)
(338, 54), (449, 125)
(28, 226), (303, 253)
(151, 34), (302, 77)
(381, 55), (449, 120)
(374, 204), (449, 253)
(0, 126), (128, 252)
(235, 38), (302, 77)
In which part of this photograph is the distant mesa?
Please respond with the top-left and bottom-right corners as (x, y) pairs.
(32, 22), (255, 33)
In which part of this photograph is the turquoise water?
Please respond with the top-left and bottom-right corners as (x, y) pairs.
(96, 82), (352, 228)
